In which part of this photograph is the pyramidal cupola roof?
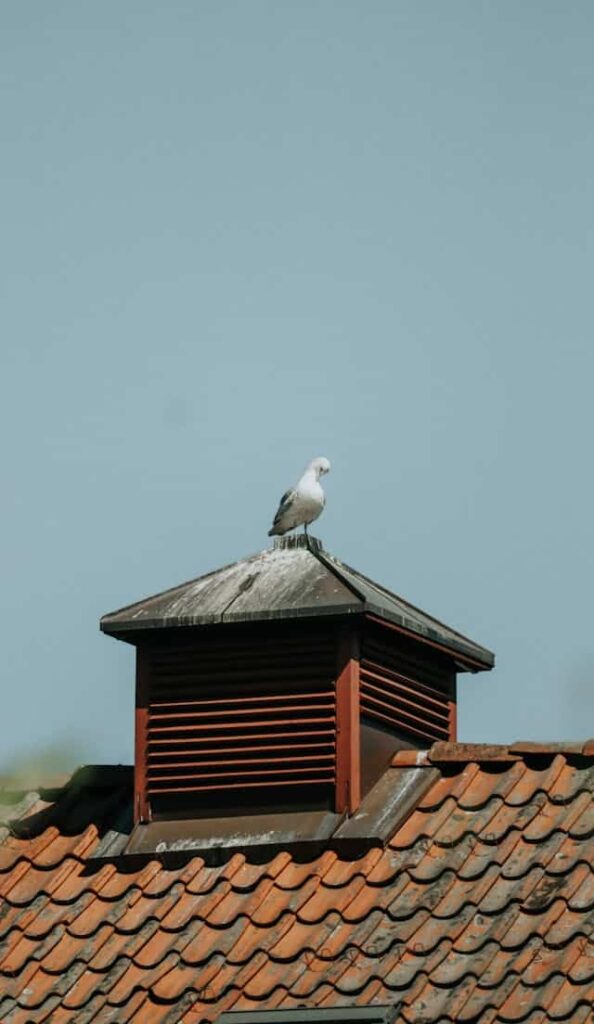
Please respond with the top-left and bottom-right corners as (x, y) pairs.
(101, 535), (494, 669)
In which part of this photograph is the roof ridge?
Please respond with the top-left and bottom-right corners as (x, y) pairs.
(312, 547), (368, 604)
(392, 740), (594, 764)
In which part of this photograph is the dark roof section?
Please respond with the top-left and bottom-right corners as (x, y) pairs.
(100, 535), (494, 668)
(3, 740), (594, 1022)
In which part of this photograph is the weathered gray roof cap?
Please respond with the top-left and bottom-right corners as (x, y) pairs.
(101, 535), (494, 668)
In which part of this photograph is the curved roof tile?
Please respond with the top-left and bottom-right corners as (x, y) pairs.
(2, 744), (594, 1021)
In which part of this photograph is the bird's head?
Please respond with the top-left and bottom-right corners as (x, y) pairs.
(309, 456), (331, 480)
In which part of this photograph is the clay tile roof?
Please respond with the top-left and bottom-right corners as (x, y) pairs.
(2, 742), (594, 1023)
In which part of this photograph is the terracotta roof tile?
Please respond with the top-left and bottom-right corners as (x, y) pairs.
(392, 750), (431, 767)
(107, 950), (180, 1006)
(19, 959), (88, 1009)
(67, 891), (130, 938)
(3, 745), (594, 1021)
(60, 957), (130, 1011)
(33, 825), (98, 868)
(461, 829), (523, 880)
(428, 742), (520, 763)
(188, 917), (255, 967)
(417, 762), (482, 810)
(184, 854), (245, 895)
(451, 761), (524, 810)
(510, 741), (588, 756)
(116, 880), (187, 934)
(0, 828), (61, 872)
(151, 956), (209, 1002)
(389, 797), (455, 850)
(97, 860), (160, 899)
(505, 756), (567, 805)
(0, 925), (64, 975)
(89, 919), (160, 971)
(228, 851), (290, 891)
(47, 857), (113, 903)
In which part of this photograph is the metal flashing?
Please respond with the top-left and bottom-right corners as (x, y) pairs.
(120, 763), (439, 862)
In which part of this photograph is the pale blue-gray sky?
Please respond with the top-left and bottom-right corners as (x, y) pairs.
(2, 2), (594, 771)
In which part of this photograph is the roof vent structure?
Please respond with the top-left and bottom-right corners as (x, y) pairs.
(101, 536), (493, 827)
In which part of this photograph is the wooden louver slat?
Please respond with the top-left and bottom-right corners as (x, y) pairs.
(144, 637), (337, 805)
(359, 649), (451, 744)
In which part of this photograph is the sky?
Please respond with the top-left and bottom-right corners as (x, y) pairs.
(2, 1), (594, 774)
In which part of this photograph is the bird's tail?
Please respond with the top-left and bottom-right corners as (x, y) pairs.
(268, 526), (283, 537)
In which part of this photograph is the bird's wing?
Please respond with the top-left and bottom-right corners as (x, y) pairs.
(272, 488), (297, 526)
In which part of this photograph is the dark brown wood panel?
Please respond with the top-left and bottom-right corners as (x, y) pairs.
(138, 624), (339, 819)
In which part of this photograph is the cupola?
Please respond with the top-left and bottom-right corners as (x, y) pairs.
(101, 536), (493, 852)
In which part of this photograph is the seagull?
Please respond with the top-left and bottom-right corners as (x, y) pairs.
(268, 457), (331, 537)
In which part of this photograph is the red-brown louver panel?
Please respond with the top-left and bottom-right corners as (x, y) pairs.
(139, 631), (337, 818)
(360, 631), (452, 744)
(335, 628), (360, 814)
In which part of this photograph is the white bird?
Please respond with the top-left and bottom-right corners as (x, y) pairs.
(268, 457), (331, 537)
